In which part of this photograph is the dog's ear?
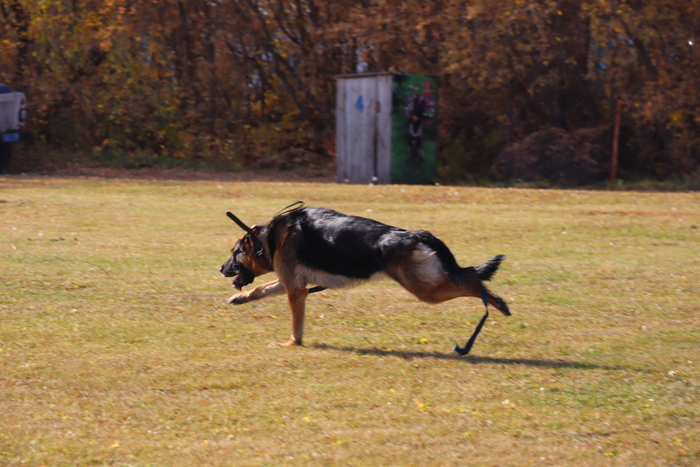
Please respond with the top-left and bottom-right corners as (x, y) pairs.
(226, 211), (251, 233)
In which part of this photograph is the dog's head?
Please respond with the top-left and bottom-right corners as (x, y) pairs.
(220, 212), (272, 290)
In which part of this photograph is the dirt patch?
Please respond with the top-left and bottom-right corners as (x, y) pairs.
(584, 210), (699, 217)
(255, 148), (331, 172)
(13, 148), (335, 182)
(16, 165), (335, 183)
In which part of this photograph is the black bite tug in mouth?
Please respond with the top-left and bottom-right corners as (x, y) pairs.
(232, 269), (255, 291)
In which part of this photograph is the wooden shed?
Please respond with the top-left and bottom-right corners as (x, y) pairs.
(335, 73), (438, 184)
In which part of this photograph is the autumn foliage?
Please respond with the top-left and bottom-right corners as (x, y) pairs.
(1, 0), (698, 179)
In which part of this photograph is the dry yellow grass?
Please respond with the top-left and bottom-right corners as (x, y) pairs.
(1, 174), (698, 466)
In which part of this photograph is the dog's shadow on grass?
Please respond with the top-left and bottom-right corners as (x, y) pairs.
(311, 343), (626, 371)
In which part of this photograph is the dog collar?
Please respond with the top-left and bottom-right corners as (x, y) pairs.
(248, 226), (264, 257)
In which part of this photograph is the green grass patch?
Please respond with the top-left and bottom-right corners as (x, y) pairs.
(1, 174), (698, 465)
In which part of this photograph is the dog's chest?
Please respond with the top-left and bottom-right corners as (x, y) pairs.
(294, 264), (389, 289)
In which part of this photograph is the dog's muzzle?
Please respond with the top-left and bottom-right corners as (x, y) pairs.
(220, 260), (255, 291)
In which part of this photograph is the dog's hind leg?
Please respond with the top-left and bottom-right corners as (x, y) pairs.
(386, 249), (509, 313)
(387, 249), (510, 355)
(480, 285), (510, 316)
(425, 279), (510, 316)
(228, 279), (285, 305)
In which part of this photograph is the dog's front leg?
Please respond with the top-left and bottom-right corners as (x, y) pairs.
(272, 287), (308, 347)
(228, 279), (285, 305)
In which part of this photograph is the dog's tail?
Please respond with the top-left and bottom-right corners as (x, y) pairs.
(474, 254), (506, 282)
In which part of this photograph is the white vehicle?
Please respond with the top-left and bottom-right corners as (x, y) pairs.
(0, 84), (31, 170)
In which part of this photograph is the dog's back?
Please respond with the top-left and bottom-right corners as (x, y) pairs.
(271, 207), (463, 280)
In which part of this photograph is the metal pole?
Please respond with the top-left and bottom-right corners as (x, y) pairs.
(610, 98), (621, 185)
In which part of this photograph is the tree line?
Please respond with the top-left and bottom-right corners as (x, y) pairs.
(1, 0), (698, 179)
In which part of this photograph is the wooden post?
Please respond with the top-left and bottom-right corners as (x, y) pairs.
(610, 98), (622, 184)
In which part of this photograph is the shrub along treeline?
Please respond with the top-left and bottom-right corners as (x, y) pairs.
(1, 0), (698, 179)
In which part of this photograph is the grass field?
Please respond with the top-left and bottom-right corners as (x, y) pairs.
(1, 173), (698, 466)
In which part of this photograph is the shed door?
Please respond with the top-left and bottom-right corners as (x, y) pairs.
(336, 76), (392, 184)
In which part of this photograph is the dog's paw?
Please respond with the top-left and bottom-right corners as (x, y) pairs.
(228, 293), (249, 305)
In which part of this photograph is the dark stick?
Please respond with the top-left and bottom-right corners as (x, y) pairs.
(226, 211), (252, 233)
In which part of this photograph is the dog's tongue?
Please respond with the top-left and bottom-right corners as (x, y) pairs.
(232, 275), (243, 291)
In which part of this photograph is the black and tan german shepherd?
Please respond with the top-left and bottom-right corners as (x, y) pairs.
(220, 203), (510, 354)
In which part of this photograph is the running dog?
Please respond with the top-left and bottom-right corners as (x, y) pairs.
(219, 203), (510, 354)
